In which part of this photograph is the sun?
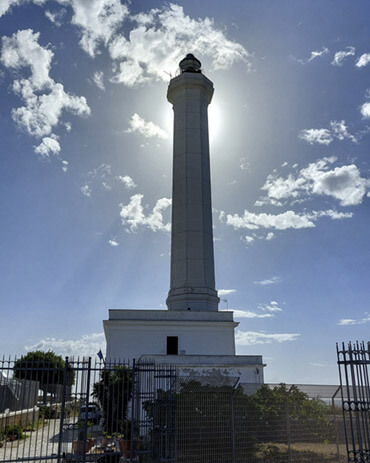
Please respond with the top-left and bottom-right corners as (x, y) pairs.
(208, 101), (222, 146)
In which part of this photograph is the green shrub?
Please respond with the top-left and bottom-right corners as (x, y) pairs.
(5, 423), (24, 440)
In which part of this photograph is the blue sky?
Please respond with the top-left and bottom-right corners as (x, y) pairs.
(1, 0), (370, 384)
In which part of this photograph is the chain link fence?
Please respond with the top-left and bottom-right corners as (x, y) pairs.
(176, 379), (347, 463)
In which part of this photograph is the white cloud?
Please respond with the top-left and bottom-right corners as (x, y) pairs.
(240, 157), (250, 172)
(1, 29), (90, 154)
(0, 0), (129, 57)
(259, 301), (283, 312)
(308, 165), (367, 206)
(221, 209), (316, 230)
(338, 319), (357, 325)
(109, 3), (250, 86)
(92, 70), (105, 90)
(63, 0), (129, 57)
(235, 330), (300, 345)
(338, 313), (370, 325)
(218, 289), (237, 297)
(221, 204), (353, 231)
(11, 82), (90, 138)
(243, 235), (254, 243)
(221, 300), (282, 319)
(81, 184), (92, 197)
(227, 310), (274, 319)
(308, 47), (329, 62)
(117, 175), (137, 189)
(81, 164), (114, 194)
(120, 194), (171, 233)
(307, 209), (353, 220)
(25, 333), (106, 358)
(108, 239), (119, 247)
(360, 102), (370, 118)
(62, 160), (69, 172)
(1, 28), (53, 90)
(0, 0), (25, 17)
(356, 53), (370, 68)
(45, 8), (66, 26)
(254, 276), (281, 285)
(295, 46), (329, 64)
(255, 197), (283, 207)
(331, 46), (355, 66)
(260, 157), (368, 207)
(126, 114), (168, 139)
(329, 120), (357, 143)
(1, 2), (249, 87)
(299, 128), (333, 145)
(265, 232), (275, 240)
(299, 120), (357, 145)
(88, 163), (111, 179)
(34, 134), (61, 158)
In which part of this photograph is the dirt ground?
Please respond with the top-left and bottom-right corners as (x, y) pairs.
(255, 441), (347, 462)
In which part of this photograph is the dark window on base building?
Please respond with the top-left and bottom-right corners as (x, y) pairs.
(167, 336), (178, 355)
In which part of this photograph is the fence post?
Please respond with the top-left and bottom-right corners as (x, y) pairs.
(81, 357), (92, 463)
(57, 356), (69, 463)
(230, 393), (236, 463)
(332, 386), (341, 462)
(285, 395), (292, 463)
(130, 359), (136, 463)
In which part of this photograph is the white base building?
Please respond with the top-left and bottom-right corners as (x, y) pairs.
(104, 308), (264, 387)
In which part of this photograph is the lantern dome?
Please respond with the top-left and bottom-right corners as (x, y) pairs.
(179, 54), (201, 73)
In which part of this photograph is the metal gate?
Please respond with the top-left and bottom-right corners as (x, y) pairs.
(337, 341), (370, 463)
(0, 356), (177, 463)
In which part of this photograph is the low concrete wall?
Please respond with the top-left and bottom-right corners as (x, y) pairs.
(0, 407), (40, 430)
(0, 379), (39, 413)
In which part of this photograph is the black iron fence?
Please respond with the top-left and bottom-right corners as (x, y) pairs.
(0, 356), (176, 463)
(0, 354), (351, 463)
(337, 341), (370, 463)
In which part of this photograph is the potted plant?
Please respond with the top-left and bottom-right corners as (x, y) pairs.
(117, 421), (139, 458)
(101, 432), (112, 448)
(73, 429), (93, 454)
(87, 433), (96, 452)
(73, 438), (96, 454)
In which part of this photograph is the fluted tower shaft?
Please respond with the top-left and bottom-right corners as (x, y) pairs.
(166, 55), (219, 311)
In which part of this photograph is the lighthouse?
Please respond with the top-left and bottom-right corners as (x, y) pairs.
(104, 55), (264, 387)
(167, 54), (219, 312)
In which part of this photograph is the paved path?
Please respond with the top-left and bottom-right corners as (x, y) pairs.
(0, 419), (65, 462)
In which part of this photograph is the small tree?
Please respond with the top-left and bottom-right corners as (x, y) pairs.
(92, 367), (132, 435)
(252, 383), (334, 442)
(13, 351), (74, 403)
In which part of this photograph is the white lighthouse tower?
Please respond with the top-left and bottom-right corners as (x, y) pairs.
(166, 54), (219, 313)
(104, 55), (264, 386)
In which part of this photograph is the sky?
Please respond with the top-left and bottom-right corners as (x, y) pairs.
(1, 0), (370, 385)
